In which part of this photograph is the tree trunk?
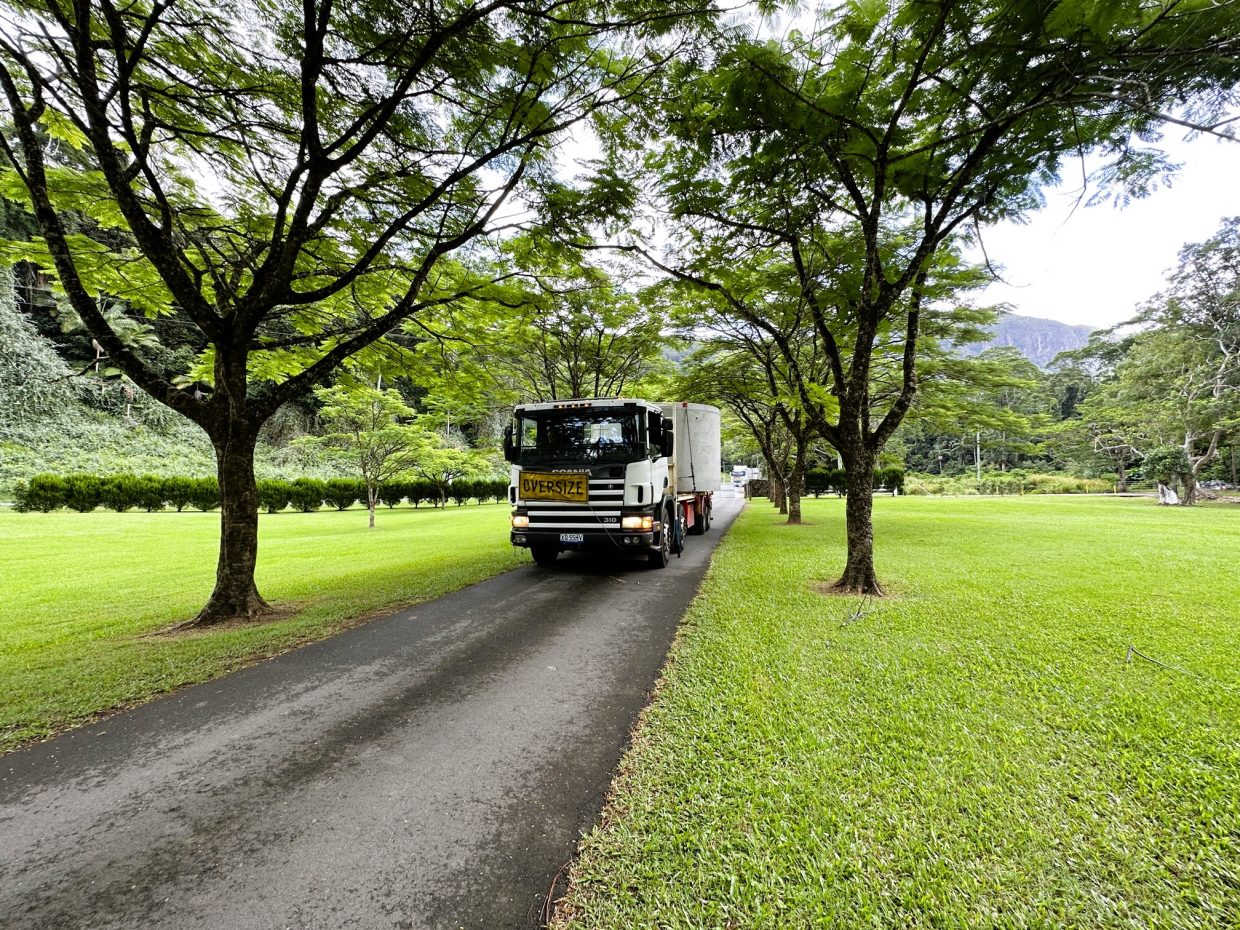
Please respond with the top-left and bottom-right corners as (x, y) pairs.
(834, 446), (883, 595)
(195, 426), (270, 624)
(787, 461), (803, 525)
(368, 485), (377, 528)
(1115, 459), (1129, 492)
(1182, 471), (1198, 505)
(772, 475), (787, 514)
(1185, 431), (1221, 505)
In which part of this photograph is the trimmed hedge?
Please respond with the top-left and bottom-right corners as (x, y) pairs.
(759, 467), (905, 499)
(63, 473), (105, 512)
(12, 473), (513, 513)
(903, 471), (1114, 496)
(289, 477), (327, 512)
(13, 474), (65, 512)
(162, 476), (198, 512)
(257, 479), (293, 514)
(324, 478), (364, 511)
(187, 477), (221, 511)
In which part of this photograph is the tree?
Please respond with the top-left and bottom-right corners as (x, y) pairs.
(1129, 218), (1240, 502)
(680, 343), (805, 519)
(309, 383), (430, 528)
(1046, 382), (1144, 490)
(410, 442), (489, 507)
(0, 0), (710, 623)
(418, 244), (671, 409)
(1054, 218), (1240, 501)
(919, 346), (1049, 478)
(673, 274), (825, 524)
(1111, 327), (1236, 503)
(607, 0), (1240, 593)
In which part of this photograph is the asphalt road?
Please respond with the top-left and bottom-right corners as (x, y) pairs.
(0, 493), (742, 930)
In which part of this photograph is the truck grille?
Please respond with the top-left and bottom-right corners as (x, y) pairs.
(523, 479), (624, 530)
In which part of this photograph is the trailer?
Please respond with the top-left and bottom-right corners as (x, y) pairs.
(503, 398), (721, 568)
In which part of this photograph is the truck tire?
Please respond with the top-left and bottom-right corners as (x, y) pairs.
(531, 545), (558, 567)
(648, 508), (671, 568)
(689, 501), (710, 535)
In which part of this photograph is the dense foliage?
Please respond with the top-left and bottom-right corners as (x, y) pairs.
(899, 217), (1240, 500)
(13, 473), (509, 513)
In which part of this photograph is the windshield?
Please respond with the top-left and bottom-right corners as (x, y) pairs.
(514, 408), (646, 467)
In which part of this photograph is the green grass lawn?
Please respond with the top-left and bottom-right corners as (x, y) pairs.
(1, 503), (524, 750)
(556, 496), (1240, 929)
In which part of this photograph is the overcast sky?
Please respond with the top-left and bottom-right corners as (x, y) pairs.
(967, 133), (1237, 332)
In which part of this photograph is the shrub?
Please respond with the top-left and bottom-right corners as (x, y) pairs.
(449, 479), (476, 506)
(257, 479), (293, 514)
(162, 476), (198, 512)
(324, 477), (363, 511)
(62, 473), (104, 512)
(876, 466), (905, 493)
(377, 481), (406, 508)
(806, 467), (831, 497)
(408, 478), (440, 508)
(99, 473), (138, 512)
(133, 474), (168, 512)
(902, 475), (937, 496)
(487, 478), (509, 503)
(827, 468), (848, 496)
(15, 474), (65, 512)
(187, 477), (220, 511)
(1140, 446), (1192, 486)
(288, 477), (326, 512)
(902, 471), (1113, 496)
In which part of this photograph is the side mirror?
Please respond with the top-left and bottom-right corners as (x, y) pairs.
(659, 418), (674, 458)
(502, 424), (516, 463)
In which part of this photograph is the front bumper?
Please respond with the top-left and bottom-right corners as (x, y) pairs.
(511, 528), (656, 552)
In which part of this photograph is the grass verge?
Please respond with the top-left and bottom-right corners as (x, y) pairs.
(1, 504), (524, 751)
(555, 496), (1240, 929)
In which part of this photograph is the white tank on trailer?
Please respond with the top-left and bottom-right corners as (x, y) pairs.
(659, 402), (721, 495)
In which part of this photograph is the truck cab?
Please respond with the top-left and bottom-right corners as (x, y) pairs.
(503, 398), (718, 568)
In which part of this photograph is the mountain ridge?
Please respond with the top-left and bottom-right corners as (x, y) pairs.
(964, 313), (1096, 367)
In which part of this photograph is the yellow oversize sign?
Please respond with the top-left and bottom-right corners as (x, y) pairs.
(520, 472), (589, 503)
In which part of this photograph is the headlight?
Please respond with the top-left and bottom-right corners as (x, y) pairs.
(622, 515), (654, 531)
(511, 514), (529, 528)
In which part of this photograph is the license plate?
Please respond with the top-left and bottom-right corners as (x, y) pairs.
(559, 532), (584, 544)
(520, 471), (589, 503)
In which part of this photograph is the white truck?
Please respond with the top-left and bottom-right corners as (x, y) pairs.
(503, 398), (721, 568)
(729, 464), (763, 484)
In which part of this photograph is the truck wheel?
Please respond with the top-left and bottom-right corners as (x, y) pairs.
(648, 510), (671, 568)
(671, 509), (685, 554)
(531, 545), (558, 567)
(689, 501), (710, 535)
